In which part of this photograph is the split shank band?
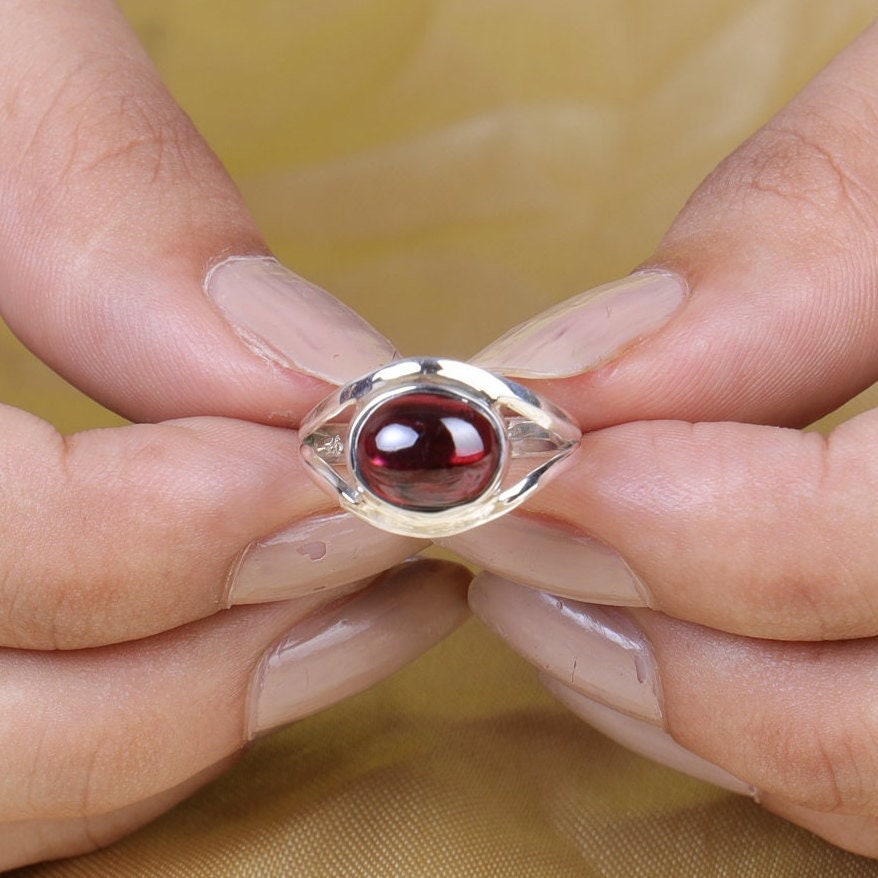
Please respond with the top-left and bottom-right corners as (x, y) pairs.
(299, 358), (581, 539)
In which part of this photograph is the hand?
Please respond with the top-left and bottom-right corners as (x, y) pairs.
(0, 2), (468, 869)
(454, 20), (878, 858)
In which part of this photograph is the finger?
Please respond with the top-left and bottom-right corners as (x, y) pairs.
(540, 677), (753, 798)
(0, 757), (237, 871)
(545, 673), (878, 860)
(0, 411), (422, 649)
(474, 21), (878, 430)
(0, 559), (469, 822)
(454, 408), (878, 641)
(470, 574), (878, 854)
(0, 0), (395, 425)
(638, 608), (878, 857)
(760, 798), (878, 859)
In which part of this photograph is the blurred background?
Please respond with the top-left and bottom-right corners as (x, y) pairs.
(12, 2), (878, 875)
(8, 0), (878, 435)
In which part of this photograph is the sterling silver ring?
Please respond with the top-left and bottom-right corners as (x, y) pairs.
(298, 358), (581, 539)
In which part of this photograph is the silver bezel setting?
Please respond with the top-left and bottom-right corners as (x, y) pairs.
(299, 358), (581, 538)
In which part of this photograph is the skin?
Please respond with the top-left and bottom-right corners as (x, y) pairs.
(5, 0), (878, 868)
(0, 1), (471, 869)
(465, 18), (878, 860)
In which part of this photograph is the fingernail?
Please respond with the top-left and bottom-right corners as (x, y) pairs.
(247, 560), (470, 738)
(472, 271), (687, 378)
(225, 512), (427, 605)
(542, 677), (756, 797)
(206, 255), (398, 385)
(444, 512), (649, 606)
(469, 574), (662, 722)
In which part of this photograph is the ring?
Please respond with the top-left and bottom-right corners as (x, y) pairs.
(298, 358), (581, 538)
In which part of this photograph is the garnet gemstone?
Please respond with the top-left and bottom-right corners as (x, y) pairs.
(355, 392), (500, 510)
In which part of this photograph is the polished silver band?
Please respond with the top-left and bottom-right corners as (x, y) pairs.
(299, 358), (581, 538)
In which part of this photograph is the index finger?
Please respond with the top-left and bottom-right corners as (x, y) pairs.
(474, 21), (878, 431)
(0, 0), (395, 425)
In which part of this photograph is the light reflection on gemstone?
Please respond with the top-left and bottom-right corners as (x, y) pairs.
(440, 418), (486, 463)
(355, 392), (500, 510)
(373, 423), (419, 455)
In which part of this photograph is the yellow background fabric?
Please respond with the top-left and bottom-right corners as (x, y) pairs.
(9, 1), (878, 874)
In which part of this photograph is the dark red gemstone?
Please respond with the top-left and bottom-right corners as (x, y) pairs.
(355, 392), (500, 510)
